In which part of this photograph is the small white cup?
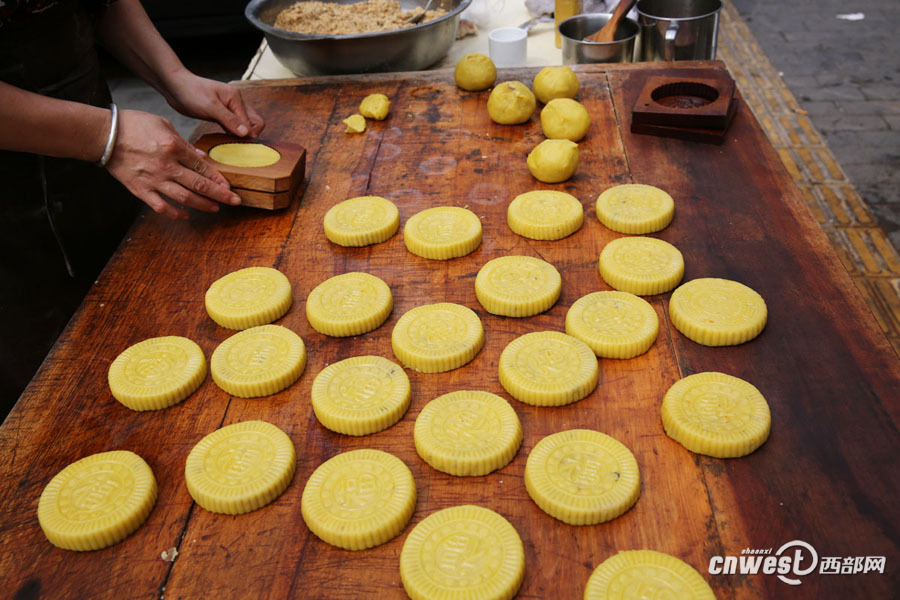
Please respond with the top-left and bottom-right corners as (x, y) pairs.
(488, 27), (527, 67)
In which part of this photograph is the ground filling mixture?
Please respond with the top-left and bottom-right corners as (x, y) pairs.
(274, 0), (448, 35)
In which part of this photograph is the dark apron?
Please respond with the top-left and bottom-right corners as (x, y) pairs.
(0, 0), (140, 412)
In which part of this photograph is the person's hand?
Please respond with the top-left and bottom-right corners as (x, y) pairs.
(163, 70), (265, 138)
(105, 109), (242, 220)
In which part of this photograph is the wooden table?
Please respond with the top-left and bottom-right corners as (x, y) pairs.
(2, 62), (897, 600)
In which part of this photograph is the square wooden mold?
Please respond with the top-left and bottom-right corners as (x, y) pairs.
(194, 133), (306, 210)
(632, 70), (736, 130)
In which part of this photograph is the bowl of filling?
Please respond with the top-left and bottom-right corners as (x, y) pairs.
(246, 0), (472, 76)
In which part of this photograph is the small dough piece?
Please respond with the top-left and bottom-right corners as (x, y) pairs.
(401, 505), (525, 600)
(108, 336), (206, 411)
(525, 429), (640, 525)
(598, 236), (684, 296)
(566, 291), (659, 359)
(540, 98), (591, 142)
(595, 183), (674, 234)
(38, 451), (157, 551)
(211, 324), (306, 397)
(404, 206), (482, 260)
(205, 266), (293, 330)
(584, 550), (716, 600)
(527, 139), (579, 183)
(185, 420), (295, 515)
(301, 449), (415, 550)
(208, 143), (281, 168)
(507, 190), (583, 240)
(455, 53), (497, 91)
(475, 255), (561, 317)
(532, 65), (580, 103)
(311, 355), (410, 436)
(499, 331), (598, 407)
(359, 93), (390, 120)
(487, 81), (536, 125)
(323, 195), (400, 247)
(344, 114), (366, 133)
(669, 278), (767, 346)
(414, 390), (522, 476)
(391, 303), (484, 373)
(662, 372), (772, 458)
(306, 272), (393, 337)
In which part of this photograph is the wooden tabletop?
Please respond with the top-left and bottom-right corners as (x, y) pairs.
(1, 62), (898, 600)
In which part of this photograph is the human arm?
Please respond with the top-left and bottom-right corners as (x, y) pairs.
(0, 81), (241, 220)
(94, 0), (264, 138)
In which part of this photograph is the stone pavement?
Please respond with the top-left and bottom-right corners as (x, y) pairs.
(733, 0), (900, 250)
(719, 0), (900, 356)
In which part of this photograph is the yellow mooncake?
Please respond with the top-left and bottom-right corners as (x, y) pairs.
(525, 429), (640, 525)
(185, 420), (296, 515)
(210, 324), (306, 397)
(306, 272), (393, 337)
(661, 372), (771, 458)
(414, 390), (522, 476)
(475, 255), (561, 317)
(566, 291), (659, 359)
(323, 196), (400, 247)
(205, 266), (293, 330)
(311, 355), (410, 436)
(38, 451), (158, 551)
(391, 303), (484, 373)
(498, 331), (598, 407)
(301, 449), (415, 550)
(584, 550), (716, 600)
(108, 336), (206, 411)
(400, 505), (525, 600)
(404, 206), (482, 260)
(669, 278), (767, 346)
(595, 184), (674, 234)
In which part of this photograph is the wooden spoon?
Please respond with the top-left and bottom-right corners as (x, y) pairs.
(585, 0), (636, 43)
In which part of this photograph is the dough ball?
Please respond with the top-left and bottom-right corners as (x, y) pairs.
(532, 66), (580, 104)
(359, 94), (390, 120)
(487, 81), (536, 125)
(540, 98), (591, 142)
(343, 114), (366, 133)
(527, 139), (579, 183)
(455, 53), (497, 91)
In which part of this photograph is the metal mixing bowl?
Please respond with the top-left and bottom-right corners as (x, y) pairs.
(246, 0), (472, 76)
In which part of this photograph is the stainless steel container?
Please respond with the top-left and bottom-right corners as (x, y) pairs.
(559, 13), (639, 65)
(637, 0), (722, 62)
(245, 0), (471, 76)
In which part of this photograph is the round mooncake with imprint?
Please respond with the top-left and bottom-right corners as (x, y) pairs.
(400, 504), (525, 600)
(598, 236), (685, 296)
(301, 448), (415, 550)
(205, 266), (293, 330)
(669, 277), (767, 346)
(208, 143), (281, 168)
(498, 331), (598, 407)
(38, 450), (158, 551)
(403, 206), (482, 260)
(584, 549), (716, 600)
(507, 190), (584, 241)
(323, 195), (400, 247)
(391, 303), (484, 373)
(595, 184), (675, 234)
(414, 390), (522, 476)
(210, 324), (306, 398)
(475, 255), (562, 317)
(566, 291), (659, 359)
(306, 272), (393, 337)
(525, 429), (641, 525)
(661, 372), (771, 458)
(185, 420), (296, 515)
(311, 355), (411, 436)
(108, 336), (206, 411)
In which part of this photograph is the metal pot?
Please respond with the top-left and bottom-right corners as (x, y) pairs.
(559, 13), (639, 65)
(637, 0), (722, 62)
(245, 0), (471, 76)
